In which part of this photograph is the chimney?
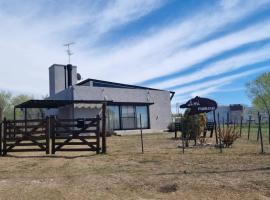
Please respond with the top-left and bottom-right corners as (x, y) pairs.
(66, 64), (73, 87)
(49, 64), (77, 96)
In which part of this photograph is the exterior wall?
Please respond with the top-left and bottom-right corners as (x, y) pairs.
(206, 106), (229, 122)
(72, 86), (172, 130)
(46, 88), (74, 118)
(49, 64), (77, 96)
(206, 105), (269, 124)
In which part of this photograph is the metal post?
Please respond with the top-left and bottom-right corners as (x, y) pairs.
(222, 117), (225, 130)
(240, 116), (243, 137)
(257, 112), (260, 141)
(101, 103), (107, 154)
(213, 110), (218, 145)
(227, 112), (229, 127)
(174, 122), (177, 139)
(140, 114), (144, 154)
(248, 115), (251, 140)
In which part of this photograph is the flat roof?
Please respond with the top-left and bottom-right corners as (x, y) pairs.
(15, 100), (113, 109)
(15, 100), (154, 109)
(77, 78), (174, 94)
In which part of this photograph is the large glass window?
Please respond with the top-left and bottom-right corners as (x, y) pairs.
(121, 106), (136, 129)
(107, 105), (149, 130)
(107, 106), (120, 130)
(136, 106), (149, 129)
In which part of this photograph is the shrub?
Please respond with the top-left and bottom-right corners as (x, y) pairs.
(167, 122), (175, 132)
(181, 110), (206, 140)
(219, 127), (240, 147)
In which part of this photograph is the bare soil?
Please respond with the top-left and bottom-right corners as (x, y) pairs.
(0, 132), (270, 200)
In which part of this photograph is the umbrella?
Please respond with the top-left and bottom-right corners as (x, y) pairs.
(180, 96), (217, 115)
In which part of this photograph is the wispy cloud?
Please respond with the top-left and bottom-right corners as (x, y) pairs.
(0, 0), (269, 109)
(171, 67), (269, 104)
(74, 0), (270, 83)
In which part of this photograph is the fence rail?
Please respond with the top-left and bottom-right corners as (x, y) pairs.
(0, 115), (106, 156)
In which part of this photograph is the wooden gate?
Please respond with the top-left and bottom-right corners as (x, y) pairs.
(2, 118), (49, 155)
(50, 116), (101, 154)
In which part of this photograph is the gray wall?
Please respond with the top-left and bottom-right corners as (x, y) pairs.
(72, 86), (172, 130)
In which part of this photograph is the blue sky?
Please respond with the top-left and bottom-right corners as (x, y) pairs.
(0, 0), (269, 111)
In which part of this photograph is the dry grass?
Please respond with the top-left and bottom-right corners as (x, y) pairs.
(0, 132), (270, 200)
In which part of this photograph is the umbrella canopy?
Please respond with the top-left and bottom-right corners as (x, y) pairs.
(180, 96), (217, 115)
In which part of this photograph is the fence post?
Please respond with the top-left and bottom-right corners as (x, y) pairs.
(45, 117), (50, 154)
(227, 112), (229, 127)
(240, 116), (243, 137)
(222, 117), (225, 130)
(96, 115), (100, 154)
(3, 118), (7, 156)
(140, 114), (144, 154)
(0, 121), (2, 156)
(50, 117), (55, 155)
(258, 114), (264, 154)
(217, 113), (222, 153)
(174, 122), (177, 139)
(268, 114), (270, 144)
(101, 103), (107, 154)
(213, 110), (218, 145)
(257, 112), (260, 141)
(247, 115), (251, 140)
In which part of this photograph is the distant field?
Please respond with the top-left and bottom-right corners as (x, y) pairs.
(0, 130), (270, 200)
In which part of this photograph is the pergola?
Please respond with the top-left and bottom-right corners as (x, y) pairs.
(14, 99), (112, 154)
(14, 99), (113, 121)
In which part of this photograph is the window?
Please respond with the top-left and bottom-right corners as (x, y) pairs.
(121, 106), (136, 129)
(136, 106), (149, 129)
(107, 106), (120, 130)
(107, 105), (150, 130)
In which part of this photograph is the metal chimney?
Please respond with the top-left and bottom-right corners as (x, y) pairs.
(66, 64), (73, 87)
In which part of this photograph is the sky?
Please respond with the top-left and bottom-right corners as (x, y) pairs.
(0, 0), (270, 112)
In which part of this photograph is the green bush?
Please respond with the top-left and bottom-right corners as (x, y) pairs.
(181, 109), (206, 140)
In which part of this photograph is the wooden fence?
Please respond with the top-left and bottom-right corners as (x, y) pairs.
(50, 116), (101, 154)
(0, 115), (105, 156)
(2, 118), (49, 155)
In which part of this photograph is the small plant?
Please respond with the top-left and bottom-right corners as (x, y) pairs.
(219, 127), (240, 147)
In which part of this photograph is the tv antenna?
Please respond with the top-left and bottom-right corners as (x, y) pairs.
(64, 42), (75, 64)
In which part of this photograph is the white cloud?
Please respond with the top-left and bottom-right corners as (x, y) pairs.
(149, 42), (270, 89)
(171, 66), (269, 105)
(0, 0), (269, 102)
(74, 0), (270, 84)
(0, 0), (164, 96)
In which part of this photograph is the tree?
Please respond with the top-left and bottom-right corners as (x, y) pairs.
(0, 91), (12, 122)
(12, 94), (32, 119)
(246, 72), (270, 143)
(246, 72), (270, 114)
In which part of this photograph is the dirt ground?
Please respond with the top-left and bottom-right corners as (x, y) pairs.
(0, 131), (270, 200)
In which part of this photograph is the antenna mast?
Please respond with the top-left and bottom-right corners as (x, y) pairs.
(64, 42), (75, 64)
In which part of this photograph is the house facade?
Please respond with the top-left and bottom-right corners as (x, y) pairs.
(48, 64), (174, 132)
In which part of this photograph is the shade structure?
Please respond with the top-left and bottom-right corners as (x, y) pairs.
(180, 96), (217, 115)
